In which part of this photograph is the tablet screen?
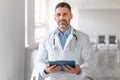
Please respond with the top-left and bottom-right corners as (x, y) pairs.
(48, 60), (75, 71)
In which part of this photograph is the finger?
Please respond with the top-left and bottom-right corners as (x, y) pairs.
(64, 65), (80, 74)
(75, 64), (81, 74)
(54, 65), (61, 71)
(65, 65), (74, 70)
(63, 66), (69, 72)
(45, 65), (59, 73)
(47, 65), (57, 71)
(50, 65), (57, 68)
(63, 65), (73, 73)
(49, 65), (61, 73)
(75, 65), (80, 70)
(46, 64), (50, 68)
(75, 64), (80, 68)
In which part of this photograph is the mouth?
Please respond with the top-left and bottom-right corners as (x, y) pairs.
(59, 20), (67, 25)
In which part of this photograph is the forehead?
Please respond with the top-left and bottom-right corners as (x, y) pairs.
(55, 7), (71, 14)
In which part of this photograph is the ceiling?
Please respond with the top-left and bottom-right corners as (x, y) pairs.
(65, 0), (120, 9)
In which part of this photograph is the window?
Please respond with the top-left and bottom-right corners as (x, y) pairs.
(34, 0), (47, 42)
(25, 0), (48, 47)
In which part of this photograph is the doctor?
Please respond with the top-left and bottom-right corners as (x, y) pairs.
(35, 2), (96, 80)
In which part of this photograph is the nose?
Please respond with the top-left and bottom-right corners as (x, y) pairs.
(60, 15), (64, 20)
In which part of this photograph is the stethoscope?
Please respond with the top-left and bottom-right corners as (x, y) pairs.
(52, 29), (78, 50)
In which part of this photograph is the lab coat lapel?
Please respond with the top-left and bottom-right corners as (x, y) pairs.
(64, 34), (73, 51)
(54, 34), (63, 51)
(64, 28), (74, 51)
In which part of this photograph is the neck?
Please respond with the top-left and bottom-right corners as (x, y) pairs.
(59, 27), (69, 34)
(58, 25), (70, 34)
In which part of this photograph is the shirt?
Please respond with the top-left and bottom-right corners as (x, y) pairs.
(57, 27), (71, 49)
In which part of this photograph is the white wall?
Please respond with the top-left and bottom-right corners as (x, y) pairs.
(69, 0), (120, 9)
(0, 0), (25, 80)
(79, 9), (120, 41)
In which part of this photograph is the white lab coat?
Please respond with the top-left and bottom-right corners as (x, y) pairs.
(34, 27), (96, 80)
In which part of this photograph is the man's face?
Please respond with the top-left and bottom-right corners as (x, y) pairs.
(54, 7), (72, 30)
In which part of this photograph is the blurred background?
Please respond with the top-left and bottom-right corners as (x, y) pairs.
(0, 0), (120, 80)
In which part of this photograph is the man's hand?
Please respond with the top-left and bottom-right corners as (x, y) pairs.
(44, 64), (61, 74)
(63, 64), (80, 74)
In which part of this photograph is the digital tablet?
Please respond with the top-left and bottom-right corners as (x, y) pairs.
(48, 60), (75, 71)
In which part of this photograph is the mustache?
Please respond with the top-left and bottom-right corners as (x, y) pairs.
(60, 19), (66, 21)
(59, 19), (67, 22)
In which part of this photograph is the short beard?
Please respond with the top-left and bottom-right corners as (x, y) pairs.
(58, 25), (69, 33)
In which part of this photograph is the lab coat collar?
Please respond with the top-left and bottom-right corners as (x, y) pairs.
(54, 26), (75, 35)
(53, 26), (77, 51)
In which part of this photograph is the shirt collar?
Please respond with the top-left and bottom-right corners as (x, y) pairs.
(56, 27), (71, 36)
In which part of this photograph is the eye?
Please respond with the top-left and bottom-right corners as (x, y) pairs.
(63, 13), (67, 16)
(56, 13), (61, 17)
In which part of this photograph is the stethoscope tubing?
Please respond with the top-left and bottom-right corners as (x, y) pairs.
(52, 29), (77, 50)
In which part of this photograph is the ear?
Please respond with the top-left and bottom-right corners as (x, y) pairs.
(70, 13), (73, 19)
(54, 14), (56, 21)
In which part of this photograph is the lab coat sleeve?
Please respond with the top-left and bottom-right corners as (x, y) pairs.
(79, 35), (96, 78)
(34, 36), (48, 78)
